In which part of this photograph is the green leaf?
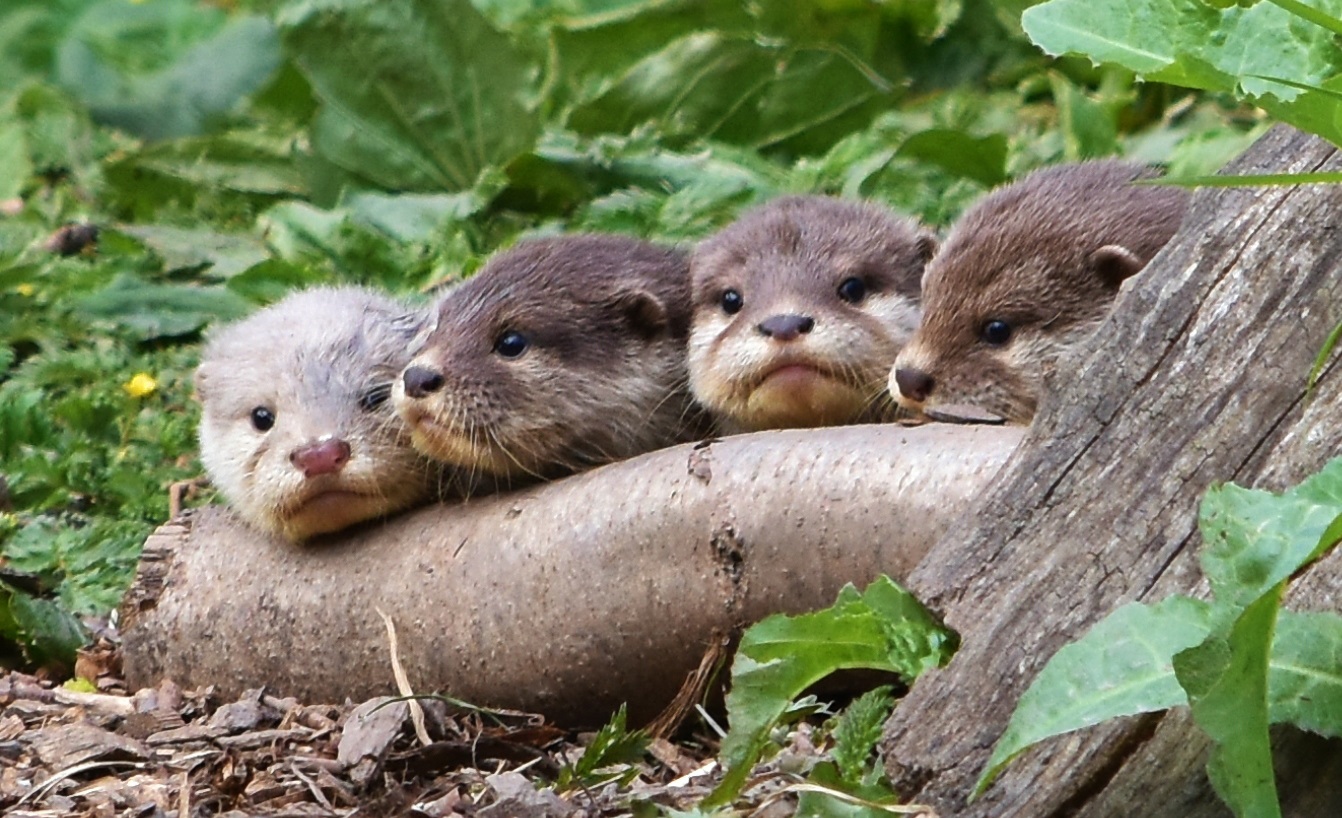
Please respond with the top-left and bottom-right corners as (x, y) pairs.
(568, 33), (894, 154)
(1022, 0), (1342, 146)
(556, 704), (649, 792)
(894, 128), (1007, 187)
(977, 596), (1214, 795)
(1269, 610), (1342, 737)
(56, 3), (281, 140)
(3, 583), (89, 671)
(831, 685), (895, 786)
(1174, 588), (1282, 818)
(0, 120), (31, 200)
(705, 577), (955, 807)
(74, 275), (254, 340)
(117, 225), (270, 279)
(1049, 72), (1118, 160)
(279, 0), (541, 191)
(1198, 460), (1342, 627)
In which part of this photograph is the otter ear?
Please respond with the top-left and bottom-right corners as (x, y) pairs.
(1090, 244), (1146, 290)
(612, 289), (669, 340)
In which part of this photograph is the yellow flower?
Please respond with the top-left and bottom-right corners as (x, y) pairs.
(124, 372), (158, 398)
(16, 283), (34, 296)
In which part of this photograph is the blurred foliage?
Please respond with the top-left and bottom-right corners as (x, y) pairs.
(0, 0), (1259, 670)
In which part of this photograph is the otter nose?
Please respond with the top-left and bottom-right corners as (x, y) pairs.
(402, 366), (445, 399)
(290, 438), (351, 478)
(893, 367), (935, 403)
(758, 314), (815, 342)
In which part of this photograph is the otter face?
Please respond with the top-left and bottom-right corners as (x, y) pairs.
(393, 235), (700, 481)
(195, 287), (440, 541)
(889, 161), (1188, 425)
(689, 196), (933, 432)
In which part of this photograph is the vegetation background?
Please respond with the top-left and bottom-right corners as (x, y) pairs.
(0, 0), (1263, 670)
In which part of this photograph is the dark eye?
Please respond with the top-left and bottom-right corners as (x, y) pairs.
(494, 330), (528, 358)
(721, 289), (744, 315)
(981, 320), (1012, 346)
(250, 406), (275, 432)
(837, 277), (867, 304)
(359, 383), (392, 412)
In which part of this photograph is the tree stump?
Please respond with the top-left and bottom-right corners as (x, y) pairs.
(880, 126), (1342, 816)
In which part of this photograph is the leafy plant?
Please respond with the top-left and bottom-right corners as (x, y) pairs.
(1024, 0), (1342, 152)
(556, 704), (650, 792)
(979, 457), (1342, 817)
(704, 576), (956, 809)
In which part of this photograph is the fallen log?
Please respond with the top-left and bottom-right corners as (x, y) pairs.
(121, 422), (1022, 725)
(879, 126), (1342, 816)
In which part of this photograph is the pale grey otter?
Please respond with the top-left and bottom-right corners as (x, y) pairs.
(393, 234), (708, 482)
(689, 195), (935, 432)
(891, 161), (1189, 425)
(195, 286), (444, 541)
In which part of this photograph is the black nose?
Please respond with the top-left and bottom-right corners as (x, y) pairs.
(894, 368), (935, 403)
(757, 314), (815, 342)
(402, 366), (445, 399)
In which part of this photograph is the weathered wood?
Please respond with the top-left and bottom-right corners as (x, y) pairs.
(121, 422), (1022, 726)
(880, 126), (1342, 815)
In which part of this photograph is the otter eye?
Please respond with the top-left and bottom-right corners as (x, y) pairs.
(981, 320), (1012, 346)
(837, 277), (867, 304)
(359, 383), (392, 412)
(250, 406), (275, 432)
(721, 289), (744, 315)
(494, 330), (528, 358)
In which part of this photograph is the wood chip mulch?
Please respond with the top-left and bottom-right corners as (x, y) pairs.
(0, 655), (730, 817)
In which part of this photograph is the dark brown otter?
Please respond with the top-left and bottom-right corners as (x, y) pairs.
(392, 234), (706, 482)
(890, 160), (1189, 425)
(689, 195), (935, 432)
(195, 286), (446, 541)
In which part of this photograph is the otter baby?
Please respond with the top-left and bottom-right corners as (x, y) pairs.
(196, 286), (443, 541)
(890, 160), (1189, 425)
(393, 234), (705, 482)
(689, 195), (935, 432)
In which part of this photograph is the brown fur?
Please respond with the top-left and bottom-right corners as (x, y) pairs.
(195, 287), (445, 542)
(689, 195), (934, 431)
(891, 160), (1189, 424)
(393, 234), (707, 482)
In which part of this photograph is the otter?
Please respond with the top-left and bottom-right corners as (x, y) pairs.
(688, 195), (935, 432)
(393, 234), (706, 482)
(195, 286), (446, 541)
(890, 160), (1189, 425)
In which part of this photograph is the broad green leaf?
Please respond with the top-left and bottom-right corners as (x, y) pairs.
(1175, 588), (1281, 818)
(279, 0), (540, 192)
(117, 225), (269, 279)
(4, 584), (89, 671)
(56, 3), (280, 140)
(74, 275), (254, 340)
(1198, 460), (1342, 626)
(894, 128), (1007, 187)
(567, 32), (893, 153)
(706, 577), (955, 807)
(1270, 610), (1342, 737)
(1023, 0), (1342, 145)
(1049, 73), (1118, 160)
(977, 596), (1213, 794)
(0, 121), (30, 200)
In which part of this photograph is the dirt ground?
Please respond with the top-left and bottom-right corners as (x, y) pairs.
(0, 636), (840, 817)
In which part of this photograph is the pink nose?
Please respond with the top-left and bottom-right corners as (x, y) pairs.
(290, 438), (351, 478)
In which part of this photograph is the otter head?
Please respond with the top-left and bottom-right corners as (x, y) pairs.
(890, 160), (1189, 425)
(195, 287), (439, 542)
(393, 234), (698, 481)
(689, 196), (935, 432)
